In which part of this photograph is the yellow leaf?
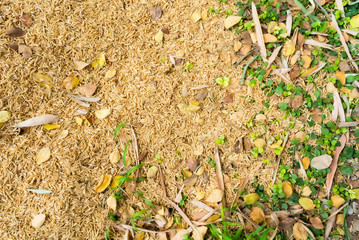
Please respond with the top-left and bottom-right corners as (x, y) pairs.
(244, 193), (260, 204)
(341, 87), (351, 94)
(224, 16), (241, 29)
(336, 71), (346, 85)
(282, 40), (295, 56)
(270, 139), (282, 149)
(43, 124), (60, 130)
(301, 55), (312, 69)
(183, 169), (192, 178)
(206, 214), (220, 223)
(36, 147), (51, 164)
(336, 214), (344, 225)
(95, 174), (112, 192)
(107, 195), (117, 211)
(63, 75), (79, 90)
(83, 117), (91, 126)
(293, 222), (307, 240)
(253, 138), (266, 148)
(105, 69), (116, 79)
(191, 11), (202, 23)
(282, 181), (293, 199)
(350, 14), (359, 28)
(0, 111), (11, 123)
(95, 109), (112, 119)
(75, 117), (83, 126)
(263, 34), (278, 43)
(301, 157), (310, 170)
(353, 189), (359, 199)
(310, 217), (324, 229)
(250, 206), (265, 223)
(32, 73), (53, 91)
(196, 191), (205, 200)
(331, 195), (345, 208)
(299, 197), (315, 210)
(91, 53), (106, 69)
(178, 102), (200, 115)
(267, 21), (277, 33)
(73, 60), (89, 70)
(301, 66), (318, 77)
(110, 175), (123, 188)
(109, 149), (120, 164)
(154, 30), (163, 43)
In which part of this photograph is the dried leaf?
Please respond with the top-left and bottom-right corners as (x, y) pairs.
(196, 191), (205, 200)
(270, 140), (283, 149)
(301, 55), (312, 68)
(63, 75), (79, 90)
(75, 116), (83, 126)
(32, 214), (45, 228)
(279, 217), (296, 230)
(243, 138), (252, 151)
(27, 189), (52, 194)
(105, 69), (116, 79)
(191, 11), (202, 23)
(310, 217), (324, 229)
(171, 229), (189, 240)
(282, 40), (296, 56)
(161, 27), (169, 34)
(331, 195), (345, 208)
(21, 13), (32, 27)
(154, 30), (163, 43)
(325, 207), (337, 239)
(95, 109), (112, 119)
(233, 138), (243, 154)
(282, 181), (293, 199)
(107, 195), (117, 211)
(311, 154), (333, 170)
(234, 41), (242, 51)
(251, 3), (266, 60)
(263, 34), (278, 43)
(147, 166), (159, 178)
(91, 53), (106, 69)
(149, 6), (162, 21)
(305, 39), (333, 50)
(178, 102), (200, 115)
(95, 174), (112, 192)
(0, 111), (11, 123)
(6, 26), (25, 37)
(253, 138), (266, 148)
(8, 42), (18, 51)
(36, 147), (51, 164)
(224, 16), (241, 29)
(250, 206), (265, 223)
(301, 62), (326, 77)
(333, 91), (345, 122)
(291, 95), (303, 109)
(351, 14), (359, 28)
(299, 198), (315, 210)
(312, 111), (322, 124)
(13, 114), (59, 128)
(327, 82), (337, 93)
(195, 89), (208, 101)
(186, 157), (198, 171)
(293, 222), (307, 240)
(110, 149), (120, 164)
(267, 45), (282, 69)
(336, 71), (346, 85)
(58, 130), (69, 139)
(301, 186), (312, 197)
(223, 93), (234, 104)
(73, 60), (89, 70)
(301, 157), (310, 170)
(43, 124), (60, 130)
(18, 44), (32, 59)
(206, 189), (223, 203)
(184, 175), (198, 187)
(336, 214), (344, 225)
(77, 84), (97, 97)
(192, 226), (207, 240)
(244, 193), (260, 204)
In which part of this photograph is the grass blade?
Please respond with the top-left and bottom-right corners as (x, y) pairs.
(114, 122), (128, 140)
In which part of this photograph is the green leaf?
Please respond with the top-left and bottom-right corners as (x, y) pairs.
(278, 102), (288, 111)
(114, 122), (128, 140)
(123, 140), (130, 167)
(216, 77), (230, 86)
(105, 226), (111, 240)
(340, 165), (354, 175)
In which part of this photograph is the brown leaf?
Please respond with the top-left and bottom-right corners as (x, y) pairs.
(311, 154), (333, 170)
(293, 222), (307, 240)
(297, 33), (305, 47)
(12, 114), (59, 128)
(18, 44), (32, 59)
(161, 27), (169, 34)
(312, 111), (322, 124)
(233, 138), (243, 154)
(223, 93), (234, 104)
(279, 217), (295, 230)
(206, 189), (223, 203)
(250, 207), (265, 223)
(290, 63), (300, 80)
(310, 217), (324, 229)
(6, 26), (25, 37)
(149, 6), (162, 21)
(77, 84), (97, 97)
(339, 61), (351, 72)
(8, 42), (18, 51)
(184, 175), (198, 187)
(186, 157), (198, 171)
(73, 60), (89, 70)
(336, 71), (346, 85)
(139, 151), (148, 161)
(243, 138), (252, 151)
(195, 89), (208, 101)
(291, 95), (303, 109)
(21, 13), (32, 27)
(282, 181), (293, 199)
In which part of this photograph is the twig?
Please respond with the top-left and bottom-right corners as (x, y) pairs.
(158, 166), (167, 198)
(234, 47), (259, 67)
(214, 147), (230, 217)
(241, 54), (259, 85)
(325, 203), (348, 222)
(294, 0), (319, 21)
(272, 132), (290, 185)
(314, 0), (331, 19)
(251, 2), (267, 60)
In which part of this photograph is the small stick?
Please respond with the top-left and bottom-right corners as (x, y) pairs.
(241, 54), (260, 85)
(234, 47), (259, 67)
(214, 148), (229, 217)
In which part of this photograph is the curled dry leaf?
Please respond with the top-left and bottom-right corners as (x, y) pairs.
(301, 157), (310, 170)
(299, 198), (315, 210)
(110, 149), (120, 164)
(22, 13), (32, 27)
(149, 6), (162, 21)
(301, 55), (312, 68)
(36, 147), (51, 164)
(253, 138), (266, 148)
(186, 157), (198, 171)
(282, 40), (296, 56)
(184, 175), (198, 187)
(95, 174), (112, 193)
(0, 111), (11, 123)
(250, 206), (265, 223)
(18, 44), (32, 59)
(105, 69), (116, 79)
(301, 186), (312, 197)
(195, 166), (204, 176)
(95, 109), (112, 119)
(331, 195), (345, 208)
(73, 60), (89, 70)
(147, 166), (159, 178)
(244, 193), (260, 204)
(233, 138), (243, 154)
(191, 11), (202, 23)
(63, 75), (79, 90)
(6, 26), (25, 37)
(107, 195), (117, 211)
(335, 71), (346, 85)
(293, 222), (307, 240)
(290, 63), (300, 80)
(282, 181), (293, 199)
(58, 130), (69, 139)
(310, 154), (333, 170)
(223, 93), (234, 104)
(310, 217), (324, 229)
(32, 214), (46, 228)
(77, 84), (97, 97)
(224, 16), (241, 29)
(243, 138), (252, 151)
(206, 189), (223, 203)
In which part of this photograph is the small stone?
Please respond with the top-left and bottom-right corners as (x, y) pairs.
(32, 214), (46, 228)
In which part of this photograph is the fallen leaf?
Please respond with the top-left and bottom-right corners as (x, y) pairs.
(147, 166), (159, 178)
(279, 217), (296, 230)
(191, 11), (202, 23)
(240, 44), (252, 55)
(9, 42), (18, 51)
(341, 86), (351, 94)
(161, 27), (169, 34)
(234, 41), (242, 51)
(95, 109), (112, 119)
(206, 189), (223, 203)
(282, 181), (293, 199)
(250, 206), (265, 223)
(154, 30), (163, 43)
(149, 6), (162, 21)
(0, 111), (11, 123)
(295, 131), (307, 142)
(36, 147), (51, 164)
(110, 149), (120, 164)
(301, 186), (312, 197)
(206, 214), (220, 223)
(251, 3), (266, 60)
(243, 138), (252, 151)
(233, 138), (243, 154)
(301, 157), (310, 170)
(293, 222), (307, 240)
(349, 88), (359, 98)
(171, 229), (189, 240)
(291, 95), (303, 109)
(77, 84), (97, 97)
(310, 154), (333, 170)
(32, 214), (46, 228)
(336, 71), (346, 85)
(270, 139), (283, 149)
(21, 13), (32, 27)
(336, 214), (344, 225)
(18, 44), (32, 59)
(339, 61), (351, 72)
(13, 114), (59, 128)
(310, 217), (324, 229)
(183, 169), (192, 178)
(75, 116), (83, 126)
(43, 124), (60, 130)
(6, 26), (25, 37)
(178, 101), (200, 115)
(301, 55), (312, 69)
(186, 157), (198, 171)
(63, 75), (79, 90)
(91, 53), (106, 69)
(107, 195), (117, 211)
(73, 60), (89, 70)
(192, 226), (207, 240)
(263, 33), (278, 43)
(223, 93), (234, 104)
(105, 69), (116, 79)
(253, 138), (266, 148)
(110, 175), (122, 188)
(195, 89), (208, 101)
(196, 191), (205, 200)
(95, 174), (112, 192)
(58, 130), (68, 139)
(224, 16), (241, 29)
(244, 193), (260, 204)
(290, 63), (300, 80)
(282, 40), (296, 56)
(350, 14), (359, 28)
(331, 195), (345, 208)
(299, 198), (315, 210)
(312, 111), (322, 124)
(195, 166), (204, 175)
(184, 175), (197, 187)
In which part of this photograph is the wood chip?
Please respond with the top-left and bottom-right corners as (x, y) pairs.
(6, 26), (25, 37)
